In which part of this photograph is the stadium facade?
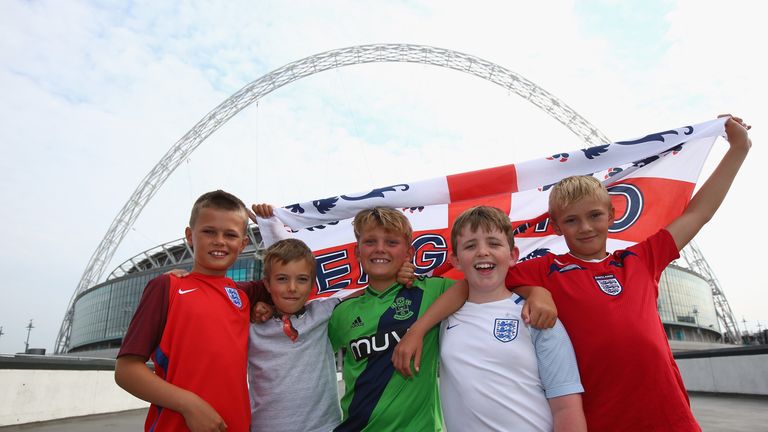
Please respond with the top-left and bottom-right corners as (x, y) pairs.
(63, 227), (727, 358)
(56, 44), (739, 357)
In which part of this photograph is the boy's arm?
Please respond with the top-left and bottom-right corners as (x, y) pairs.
(115, 355), (227, 432)
(530, 319), (585, 431)
(548, 394), (587, 432)
(391, 279), (468, 378)
(512, 285), (556, 329)
(666, 115), (751, 250)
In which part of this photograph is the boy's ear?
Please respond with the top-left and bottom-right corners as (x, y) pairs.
(608, 205), (616, 223)
(407, 244), (415, 261)
(510, 246), (520, 264)
(354, 243), (360, 259)
(551, 220), (562, 236)
(449, 252), (462, 272)
(184, 227), (194, 248)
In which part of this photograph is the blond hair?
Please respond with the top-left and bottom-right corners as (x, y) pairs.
(548, 176), (611, 218)
(352, 207), (413, 243)
(451, 206), (514, 251)
(189, 190), (248, 231)
(263, 238), (317, 280)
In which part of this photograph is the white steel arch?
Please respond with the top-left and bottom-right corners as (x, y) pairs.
(55, 43), (615, 353)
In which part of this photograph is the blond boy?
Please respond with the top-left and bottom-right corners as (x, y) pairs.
(504, 115), (751, 431)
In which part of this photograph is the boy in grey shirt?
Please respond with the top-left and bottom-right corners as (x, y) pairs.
(247, 238), (342, 431)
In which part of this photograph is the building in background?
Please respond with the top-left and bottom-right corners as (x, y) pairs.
(61, 226), (738, 358)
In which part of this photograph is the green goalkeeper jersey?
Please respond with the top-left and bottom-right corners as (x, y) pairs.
(328, 277), (454, 432)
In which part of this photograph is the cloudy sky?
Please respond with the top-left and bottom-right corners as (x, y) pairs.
(1, 0), (766, 354)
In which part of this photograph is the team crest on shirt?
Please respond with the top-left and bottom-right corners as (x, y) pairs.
(594, 274), (623, 296)
(493, 318), (519, 342)
(224, 286), (243, 308)
(392, 297), (414, 320)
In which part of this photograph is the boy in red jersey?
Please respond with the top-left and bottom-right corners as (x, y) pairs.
(394, 115), (751, 431)
(501, 115), (751, 431)
(115, 190), (271, 432)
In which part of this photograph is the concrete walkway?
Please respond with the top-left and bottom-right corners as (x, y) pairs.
(1, 393), (767, 431)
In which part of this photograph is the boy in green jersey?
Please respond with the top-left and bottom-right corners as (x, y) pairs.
(328, 207), (556, 431)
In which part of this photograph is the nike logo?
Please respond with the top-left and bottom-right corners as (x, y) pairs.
(446, 323), (460, 330)
(178, 288), (198, 295)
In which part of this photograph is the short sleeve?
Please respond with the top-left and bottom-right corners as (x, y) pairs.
(628, 229), (680, 281)
(237, 280), (272, 306)
(529, 319), (584, 399)
(505, 257), (547, 290)
(437, 277), (456, 295)
(309, 296), (341, 321)
(118, 274), (170, 359)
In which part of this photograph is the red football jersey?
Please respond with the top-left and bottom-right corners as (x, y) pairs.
(120, 273), (259, 432)
(506, 230), (700, 432)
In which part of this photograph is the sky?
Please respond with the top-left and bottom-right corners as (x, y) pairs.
(1, 0), (766, 354)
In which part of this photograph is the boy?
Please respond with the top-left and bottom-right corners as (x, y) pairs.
(328, 207), (556, 431)
(246, 237), (342, 431)
(393, 206), (586, 431)
(115, 190), (271, 432)
(439, 206), (585, 431)
(502, 115), (752, 431)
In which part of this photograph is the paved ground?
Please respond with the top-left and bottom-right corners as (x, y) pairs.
(2, 393), (767, 431)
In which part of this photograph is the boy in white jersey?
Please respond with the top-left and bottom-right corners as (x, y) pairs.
(398, 206), (586, 432)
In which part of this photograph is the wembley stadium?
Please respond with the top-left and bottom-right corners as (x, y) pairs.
(58, 225), (740, 358)
(53, 44), (743, 358)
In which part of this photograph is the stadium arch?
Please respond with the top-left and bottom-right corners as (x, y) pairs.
(55, 43), (739, 353)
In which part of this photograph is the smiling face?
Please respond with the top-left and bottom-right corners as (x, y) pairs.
(265, 258), (314, 315)
(355, 225), (414, 291)
(551, 196), (615, 261)
(185, 207), (248, 276)
(450, 225), (519, 303)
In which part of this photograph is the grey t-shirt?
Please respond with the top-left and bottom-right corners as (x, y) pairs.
(248, 297), (341, 432)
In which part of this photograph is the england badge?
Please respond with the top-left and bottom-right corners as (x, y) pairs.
(493, 318), (519, 343)
(594, 274), (623, 296)
(224, 286), (243, 308)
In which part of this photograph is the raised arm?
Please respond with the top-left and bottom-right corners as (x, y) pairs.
(667, 115), (751, 250)
(249, 203), (292, 243)
(391, 279), (468, 377)
(115, 356), (226, 432)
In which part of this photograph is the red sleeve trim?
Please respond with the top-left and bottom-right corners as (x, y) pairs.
(117, 274), (170, 359)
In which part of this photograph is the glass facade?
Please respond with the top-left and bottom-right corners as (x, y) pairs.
(66, 250), (722, 354)
(658, 264), (722, 343)
(68, 255), (261, 353)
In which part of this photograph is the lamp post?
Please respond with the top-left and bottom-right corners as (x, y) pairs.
(24, 319), (34, 353)
(692, 307), (701, 342)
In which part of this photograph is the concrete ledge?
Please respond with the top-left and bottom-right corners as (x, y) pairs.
(676, 349), (768, 396)
(0, 354), (117, 371)
(0, 355), (149, 427)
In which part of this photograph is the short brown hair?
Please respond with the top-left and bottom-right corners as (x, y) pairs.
(548, 175), (611, 218)
(352, 207), (413, 243)
(189, 190), (248, 231)
(263, 238), (317, 280)
(451, 206), (514, 251)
